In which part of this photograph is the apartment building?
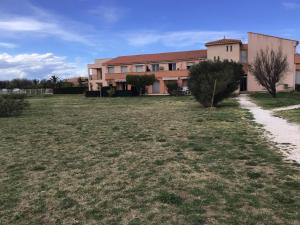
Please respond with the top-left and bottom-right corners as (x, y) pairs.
(88, 32), (300, 94)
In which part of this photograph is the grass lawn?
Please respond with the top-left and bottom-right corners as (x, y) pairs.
(1, 95), (300, 225)
(275, 109), (300, 125)
(250, 92), (300, 109)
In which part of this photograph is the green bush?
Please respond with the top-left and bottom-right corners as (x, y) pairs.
(188, 60), (244, 107)
(0, 94), (29, 117)
(165, 81), (179, 96)
(107, 87), (116, 97)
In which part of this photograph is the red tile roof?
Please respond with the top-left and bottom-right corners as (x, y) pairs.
(205, 38), (242, 47)
(103, 50), (207, 65)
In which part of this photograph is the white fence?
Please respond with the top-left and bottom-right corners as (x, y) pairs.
(0, 88), (53, 95)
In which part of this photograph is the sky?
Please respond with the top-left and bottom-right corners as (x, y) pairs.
(0, 0), (300, 80)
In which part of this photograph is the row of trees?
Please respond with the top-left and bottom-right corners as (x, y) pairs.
(0, 75), (87, 89)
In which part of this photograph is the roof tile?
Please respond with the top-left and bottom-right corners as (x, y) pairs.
(103, 50), (207, 65)
(205, 38), (242, 47)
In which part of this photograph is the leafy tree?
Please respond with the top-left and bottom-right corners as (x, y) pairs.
(32, 79), (39, 88)
(188, 60), (244, 107)
(49, 75), (60, 88)
(8, 79), (34, 89)
(126, 74), (156, 95)
(0, 80), (10, 89)
(75, 77), (88, 88)
(39, 79), (52, 89)
(249, 48), (288, 98)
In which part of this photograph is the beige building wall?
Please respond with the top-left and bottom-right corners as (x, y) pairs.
(247, 32), (298, 92)
(207, 43), (241, 62)
(88, 58), (111, 90)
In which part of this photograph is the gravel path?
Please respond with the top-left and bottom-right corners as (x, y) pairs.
(238, 94), (300, 163)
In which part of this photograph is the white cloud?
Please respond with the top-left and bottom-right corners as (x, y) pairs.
(282, 2), (300, 9)
(90, 4), (126, 24)
(0, 17), (92, 45)
(0, 53), (83, 80)
(0, 42), (17, 48)
(0, 18), (45, 31)
(126, 30), (245, 48)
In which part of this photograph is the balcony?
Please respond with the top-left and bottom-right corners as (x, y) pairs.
(105, 69), (190, 81)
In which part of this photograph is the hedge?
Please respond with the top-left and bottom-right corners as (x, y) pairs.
(85, 91), (101, 97)
(85, 89), (135, 97)
(53, 87), (87, 94)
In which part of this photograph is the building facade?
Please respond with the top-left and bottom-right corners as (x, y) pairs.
(88, 32), (300, 94)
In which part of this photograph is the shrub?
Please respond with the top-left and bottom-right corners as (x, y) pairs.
(114, 90), (133, 97)
(87, 88), (134, 97)
(1, 93), (26, 99)
(165, 81), (179, 96)
(107, 87), (116, 97)
(0, 94), (29, 117)
(188, 60), (244, 107)
(85, 91), (101, 97)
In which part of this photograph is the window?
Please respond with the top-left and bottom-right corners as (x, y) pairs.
(226, 46), (229, 52)
(187, 62), (195, 70)
(217, 56), (220, 61)
(296, 71), (300, 84)
(214, 56), (216, 61)
(151, 64), (159, 72)
(168, 63), (176, 71)
(240, 50), (248, 63)
(230, 46), (233, 52)
(135, 65), (144, 72)
(108, 66), (114, 73)
(121, 66), (128, 73)
(97, 69), (102, 80)
(89, 69), (93, 75)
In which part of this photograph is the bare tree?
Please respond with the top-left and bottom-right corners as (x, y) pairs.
(249, 48), (288, 97)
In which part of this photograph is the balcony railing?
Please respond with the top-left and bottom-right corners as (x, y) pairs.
(105, 69), (189, 80)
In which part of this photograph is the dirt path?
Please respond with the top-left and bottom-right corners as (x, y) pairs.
(238, 94), (300, 163)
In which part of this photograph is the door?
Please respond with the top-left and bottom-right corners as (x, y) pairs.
(240, 76), (247, 92)
(152, 81), (160, 94)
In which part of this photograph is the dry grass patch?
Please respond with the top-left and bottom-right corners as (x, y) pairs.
(0, 95), (300, 225)
(275, 109), (300, 124)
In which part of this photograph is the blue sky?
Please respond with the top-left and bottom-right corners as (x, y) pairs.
(0, 0), (300, 80)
